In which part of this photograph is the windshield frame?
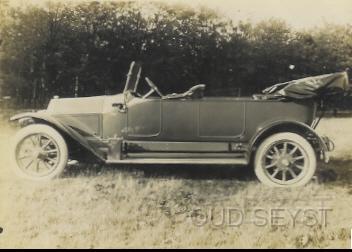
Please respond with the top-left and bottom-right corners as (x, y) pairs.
(123, 61), (142, 93)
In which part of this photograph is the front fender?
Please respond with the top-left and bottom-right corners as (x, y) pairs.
(10, 111), (105, 162)
(249, 120), (332, 163)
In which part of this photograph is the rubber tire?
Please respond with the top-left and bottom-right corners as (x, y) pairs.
(11, 124), (68, 181)
(254, 132), (316, 187)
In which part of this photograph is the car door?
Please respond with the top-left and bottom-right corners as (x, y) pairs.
(126, 97), (161, 138)
(198, 98), (245, 140)
(160, 99), (197, 141)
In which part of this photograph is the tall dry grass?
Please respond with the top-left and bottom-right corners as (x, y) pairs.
(0, 118), (351, 248)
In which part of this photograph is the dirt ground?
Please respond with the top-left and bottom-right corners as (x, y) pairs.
(0, 118), (351, 248)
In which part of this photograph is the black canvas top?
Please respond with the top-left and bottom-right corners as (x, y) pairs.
(262, 71), (350, 99)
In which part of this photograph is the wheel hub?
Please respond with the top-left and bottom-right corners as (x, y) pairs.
(274, 154), (292, 169)
(37, 151), (48, 160)
(31, 147), (46, 159)
(280, 158), (290, 167)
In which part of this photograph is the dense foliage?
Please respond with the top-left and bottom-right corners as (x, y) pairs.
(0, 1), (352, 108)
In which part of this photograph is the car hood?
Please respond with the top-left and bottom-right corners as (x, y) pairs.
(47, 95), (115, 114)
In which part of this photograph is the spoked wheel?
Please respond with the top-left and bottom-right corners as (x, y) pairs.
(254, 132), (316, 187)
(12, 124), (68, 180)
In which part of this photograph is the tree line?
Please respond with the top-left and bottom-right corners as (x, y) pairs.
(0, 1), (352, 109)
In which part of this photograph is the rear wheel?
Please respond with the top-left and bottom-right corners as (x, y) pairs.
(11, 124), (68, 180)
(254, 132), (316, 187)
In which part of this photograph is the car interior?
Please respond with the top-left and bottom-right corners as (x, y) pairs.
(125, 61), (206, 100)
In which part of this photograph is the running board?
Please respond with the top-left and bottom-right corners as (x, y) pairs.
(106, 158), (248, 165)
(125, 152), (246, 159)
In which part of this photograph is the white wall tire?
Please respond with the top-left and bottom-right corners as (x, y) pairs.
(254, 132), (316, 187)
(11, 124), (68, 181)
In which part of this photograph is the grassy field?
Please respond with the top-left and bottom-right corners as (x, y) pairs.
(0, 118), (351, 248)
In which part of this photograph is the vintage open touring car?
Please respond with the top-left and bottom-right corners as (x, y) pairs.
(10, 62), (350, 186)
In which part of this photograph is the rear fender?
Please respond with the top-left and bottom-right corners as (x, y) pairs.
(10, 112), (105, 162)
(249, 120), (331, 162)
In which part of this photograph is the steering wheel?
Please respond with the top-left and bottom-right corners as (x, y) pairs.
(143, 77), (163, 98)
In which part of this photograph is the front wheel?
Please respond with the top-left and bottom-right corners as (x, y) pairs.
(11, 124), (68, 180)
(254, 132), (316, 187)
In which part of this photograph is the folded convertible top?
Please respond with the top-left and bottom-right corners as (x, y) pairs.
(262, 71), (351, 99)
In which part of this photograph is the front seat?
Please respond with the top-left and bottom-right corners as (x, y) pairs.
(163, 84), (206, 100)
(186, 84), (206, 98)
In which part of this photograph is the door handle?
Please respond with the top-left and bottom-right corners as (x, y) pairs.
(112, 103), (127, 113)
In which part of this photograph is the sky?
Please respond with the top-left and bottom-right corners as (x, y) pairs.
(7, 0), (352, 29)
